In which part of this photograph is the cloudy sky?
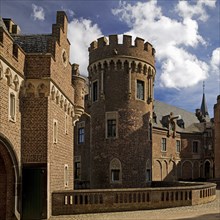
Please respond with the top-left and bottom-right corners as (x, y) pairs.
(1, 0), (220, 117)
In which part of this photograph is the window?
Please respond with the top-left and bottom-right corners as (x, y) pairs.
(65, 114), (68, 135)
(192, 141), (199, 153)
(53, 120), (58, 143)
(137, 80), (144, 100)
(107, 119), (116, 138)
(9, 92), (15, 121)
(64, 164), (69, 187)
(111, 169), (120, 182)
(74, 161), (81, 180)
(78, 127), (85, 144)
(161, 138), (166, 152)
(176, 140), (181, 153)
(92, 81), (98, 102)
(106, 112), (118, 139)
(146, 169), (151, 181)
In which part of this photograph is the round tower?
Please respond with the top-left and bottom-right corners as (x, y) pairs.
(88, 35), (156, 188)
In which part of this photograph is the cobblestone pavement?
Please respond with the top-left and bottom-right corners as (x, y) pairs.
(50, 190), (220, 220)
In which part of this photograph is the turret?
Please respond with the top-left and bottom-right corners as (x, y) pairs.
(87, 35), (156, 189)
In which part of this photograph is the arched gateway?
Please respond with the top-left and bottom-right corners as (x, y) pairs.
(0, 136), (20, 220)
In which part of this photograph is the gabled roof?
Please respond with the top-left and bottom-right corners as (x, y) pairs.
(153, 100), (201, 132)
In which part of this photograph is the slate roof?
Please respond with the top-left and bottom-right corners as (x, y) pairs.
(12, 34), (52, 53)
(153, 100), (206, 133)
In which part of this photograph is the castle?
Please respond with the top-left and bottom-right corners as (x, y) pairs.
(0, 11), (219, 220)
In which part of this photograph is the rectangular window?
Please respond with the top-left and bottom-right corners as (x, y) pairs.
(107, 119), (116, 137)
(92, 81), (98, 102)
(78, 127), (85, 144)
(137, 80), (144, 100)
(192, 141), (199, 153)
(111, 169), (120, 182)
(9, 93), (15, 120)
(161, 138), (167, 152)
(74, 161), (81, 180)
(146, 169), (151, 181)
(65, 114), (68, 135)
(64, 164), (69, 187)
(53, 120), (58, 144)
(176, 140), (181, 153)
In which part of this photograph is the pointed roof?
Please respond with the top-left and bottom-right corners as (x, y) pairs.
(200, 82), (209, 117)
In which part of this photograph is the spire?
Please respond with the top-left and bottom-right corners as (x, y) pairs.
(200, 81), (209, 117)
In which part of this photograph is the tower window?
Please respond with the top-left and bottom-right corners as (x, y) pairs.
(106, 112), (118, 139)
(161, 138), (167, 152)
(107, 119), (116, 137)
(92, 81), (98, 102)
(137, 80), (144, 100)
(111, 169), (120, 182)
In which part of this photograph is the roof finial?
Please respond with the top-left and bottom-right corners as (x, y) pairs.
(203, 81), (205, 94)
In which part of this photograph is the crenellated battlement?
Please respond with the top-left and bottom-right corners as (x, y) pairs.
(89, 35), (156, 66)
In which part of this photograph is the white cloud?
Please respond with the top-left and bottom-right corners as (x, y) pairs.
(211, 47), (220, 72)
(68, 18), (102, 75)
(31, 4), (45, 21)
(61, 7), (75, 17)
(112, 0), (214, 89)
(175, 0), (216, 22)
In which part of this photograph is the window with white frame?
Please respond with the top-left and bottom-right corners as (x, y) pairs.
(161, 138), (167, 152)
(53, 119), (58, 143)
(9, 92), (16, 121)
(136, 80), (144, 100)
(106, 112), (118, 139)
(64, 164), (69, 187)
(176, 140), (181, 153)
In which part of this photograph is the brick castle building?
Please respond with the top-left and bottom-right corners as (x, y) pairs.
(0, 11), (219, 219)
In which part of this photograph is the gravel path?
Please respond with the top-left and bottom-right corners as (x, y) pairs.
(50, 190), (220, 220)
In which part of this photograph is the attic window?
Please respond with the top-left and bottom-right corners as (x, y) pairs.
(61, 49), (68, 67)
(177, 119), (185, 128)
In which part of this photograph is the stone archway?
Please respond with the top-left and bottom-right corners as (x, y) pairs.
(0, 137), (20, 220)
(0, 155), (7, 219)
(182, 161), (193, 180)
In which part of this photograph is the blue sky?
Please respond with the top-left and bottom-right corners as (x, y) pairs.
(1, 0), (220, 117)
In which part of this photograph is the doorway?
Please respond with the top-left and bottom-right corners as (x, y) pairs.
(22, 166), (47, 219)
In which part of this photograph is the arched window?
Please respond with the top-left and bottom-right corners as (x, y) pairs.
(110, 158), (122, 183)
